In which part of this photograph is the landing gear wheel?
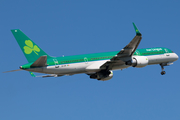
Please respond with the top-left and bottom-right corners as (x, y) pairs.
(161, 71), (166, 75)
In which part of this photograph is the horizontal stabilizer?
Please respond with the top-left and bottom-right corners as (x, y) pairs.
(3, 69), (23, 73)
(29, 72), (36, 77)
(30, 56), (47, 67)
(29, 71), (63, 78)
(36, 74), (63, 78)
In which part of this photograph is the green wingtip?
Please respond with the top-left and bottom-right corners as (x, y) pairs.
(29, 72), (36, 77)
(132, 23), (142, 36)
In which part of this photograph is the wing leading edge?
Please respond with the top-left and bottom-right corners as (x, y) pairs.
(100, 23), (142, 70)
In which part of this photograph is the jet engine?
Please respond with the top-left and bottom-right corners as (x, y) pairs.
(125, 56), (149, 68)
(90, 70), (113, 81)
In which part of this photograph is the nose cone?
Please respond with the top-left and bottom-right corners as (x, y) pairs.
(174, 53), (179, 61)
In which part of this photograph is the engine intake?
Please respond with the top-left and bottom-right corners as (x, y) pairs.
(90, 70), (113, 81)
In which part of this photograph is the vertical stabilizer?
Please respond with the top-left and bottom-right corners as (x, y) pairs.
(11, 29), (51, 63)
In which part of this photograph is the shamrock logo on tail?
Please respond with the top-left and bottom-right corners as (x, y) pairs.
(23, 40), (40, 55)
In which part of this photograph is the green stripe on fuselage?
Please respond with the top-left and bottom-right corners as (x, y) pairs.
(21, 47), (173, 69)
(134, 47), (172, 56)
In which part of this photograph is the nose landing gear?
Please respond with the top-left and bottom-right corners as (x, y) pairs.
(160, 63), (166, 75)
(161, 71), (166, 75)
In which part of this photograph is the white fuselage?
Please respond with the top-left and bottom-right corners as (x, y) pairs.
(27, 53), (178, 75)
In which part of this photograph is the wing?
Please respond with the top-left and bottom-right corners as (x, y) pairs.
(100, 23), (142, 70)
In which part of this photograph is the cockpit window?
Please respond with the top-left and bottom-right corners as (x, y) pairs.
(172, 51), (174, 53)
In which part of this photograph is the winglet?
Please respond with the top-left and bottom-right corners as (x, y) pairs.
(133, 23), (142, 36)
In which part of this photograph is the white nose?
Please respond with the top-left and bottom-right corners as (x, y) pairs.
(175, 53), (179, 61)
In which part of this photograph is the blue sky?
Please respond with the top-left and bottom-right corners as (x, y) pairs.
(0, 0), (180, 120)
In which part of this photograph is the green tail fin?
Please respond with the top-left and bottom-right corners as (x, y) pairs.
(11, 29), (51, 63)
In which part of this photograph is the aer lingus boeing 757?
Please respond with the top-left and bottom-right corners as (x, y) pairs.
(5, 23), (178, 81)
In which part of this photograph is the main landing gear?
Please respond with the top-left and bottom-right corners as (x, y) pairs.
(160, 63), (166, 75)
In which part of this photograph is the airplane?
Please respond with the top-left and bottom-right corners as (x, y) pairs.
(4, 23), (178, 81)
